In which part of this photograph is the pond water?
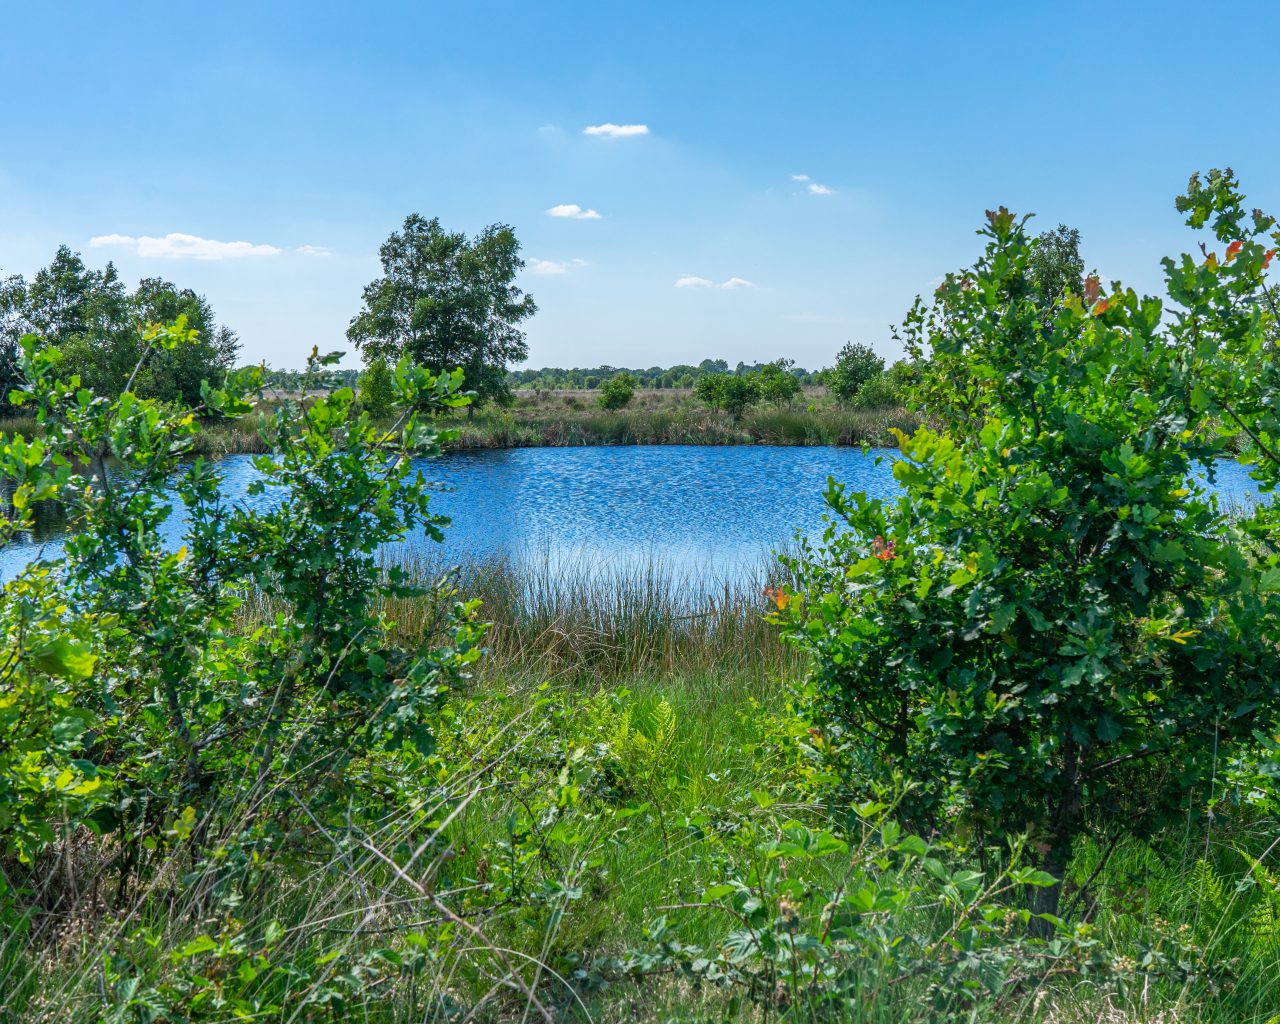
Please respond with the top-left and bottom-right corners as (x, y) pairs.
(0, 445), (1266, 582)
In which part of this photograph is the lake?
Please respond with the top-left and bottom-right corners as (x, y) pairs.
(0, 445), (1266, 582)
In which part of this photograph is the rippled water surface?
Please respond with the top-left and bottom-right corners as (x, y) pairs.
(0, 445), (1266, 580)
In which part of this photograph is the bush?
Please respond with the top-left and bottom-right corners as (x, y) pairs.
(0, 326), (479, 903)
(823, 341), (884, 404)
(777, 187), (1280, 922)
(597, 371), (637, 410)
(695, 371), (761, 420)
(358, 355), (396, 417)
(756, 359), (803, 406)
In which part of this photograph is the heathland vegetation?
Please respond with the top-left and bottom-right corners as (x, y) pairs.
(2, 169), (1280, 1023)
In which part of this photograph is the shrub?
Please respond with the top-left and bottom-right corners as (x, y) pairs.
(597, 371), (637, 410)
(357, 354), (395, 417)
(777, 186), (1280, 922)
(0, 325), (480, 901)
(823, 341), (884, 404)
(756, 359), (803, 406)
(695, 371), (760, 420)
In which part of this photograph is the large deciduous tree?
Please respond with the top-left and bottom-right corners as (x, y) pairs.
(346, 215), (536, 405)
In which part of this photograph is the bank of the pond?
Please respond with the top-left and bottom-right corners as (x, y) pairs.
(166, 402), (919, 456)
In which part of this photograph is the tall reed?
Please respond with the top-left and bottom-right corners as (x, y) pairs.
(298, 549), (800, 681)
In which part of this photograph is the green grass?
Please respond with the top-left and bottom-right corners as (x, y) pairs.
(8, 556), (1278, 1022)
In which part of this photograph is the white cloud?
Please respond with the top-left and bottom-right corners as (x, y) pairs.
(529, 258), (587, 275)
(675, 276), (756, 290)
(583, 123), (649, 138)
(296, 244), (331, 256)
(90, 232), (283, 260)
(807, 182), (834, 196)
(791, 174), (810, 182)
(546, 204), (603, 220)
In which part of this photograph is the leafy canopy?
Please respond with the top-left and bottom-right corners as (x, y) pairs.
(0, 247), (239, 406)
(347, 214), (536, 406)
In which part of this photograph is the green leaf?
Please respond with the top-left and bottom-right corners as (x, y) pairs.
(31, 637), (97, 680)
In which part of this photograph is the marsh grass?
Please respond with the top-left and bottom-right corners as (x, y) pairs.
(378, 550), (800, 681)
(450, 389), (918, 449)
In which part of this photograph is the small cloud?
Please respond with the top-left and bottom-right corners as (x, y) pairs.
(791, 174), (810, 182)
(90, 232), (282, 260)
(807, 182), (834, 196)
(675, 276), (756, 290)
(583, 123), (650, 138)
(296, 244), (331, 256)
(529, 258), (587, 275)
(547, 204), (603, 220)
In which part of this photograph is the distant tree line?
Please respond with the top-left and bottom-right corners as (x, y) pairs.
(508, 358), (825, 391)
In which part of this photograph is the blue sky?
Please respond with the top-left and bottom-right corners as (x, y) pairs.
(3, 1), (1278, 372)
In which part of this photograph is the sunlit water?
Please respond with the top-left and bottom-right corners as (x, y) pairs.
(0, 445), (1266, 583)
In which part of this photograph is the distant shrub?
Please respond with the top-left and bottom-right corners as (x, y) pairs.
(850, 361), (913, 408)
(695, 371), (760, 420)
(823, 342), (884, 405)
(598, 371), (637, 410)
(358, 355), (395, 417)
(756, 359), (803, 406)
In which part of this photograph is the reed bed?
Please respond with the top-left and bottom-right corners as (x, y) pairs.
(403, 550), (798, 680)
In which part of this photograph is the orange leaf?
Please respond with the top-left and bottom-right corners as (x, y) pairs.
(1265, 249), (1276, 270)
(1226, 240), (1244, 262)
(1092, 298), (1110, 316)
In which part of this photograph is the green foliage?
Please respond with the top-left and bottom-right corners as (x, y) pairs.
(778, 182), (1280, 919)
(347, 214), (536, 405)
(358, 354), (396, 417)
(754, 358), (803, 406)
(597, 370), (637, 410)
(0, 323), (480, 901)
(823, 341), (885, 405)
(695, 371), (761, 420)
(509, 357), (824, 391)
(849, 359), (914, 408)
(0, 247), (239, 406)
(1028, 223), (1085, 316)
(616, 811), (1122, 1020)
